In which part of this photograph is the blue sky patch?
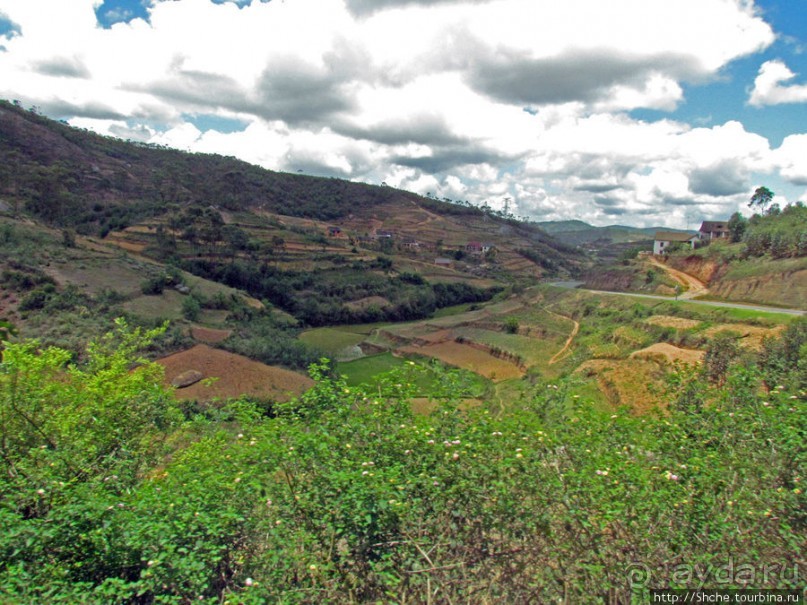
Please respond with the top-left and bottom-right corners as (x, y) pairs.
(95, 0), (151, 28)
(183, 113), (249, 134)
(0, 12), (21, 39)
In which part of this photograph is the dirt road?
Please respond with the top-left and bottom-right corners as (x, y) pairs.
(647, 257), (708, 299)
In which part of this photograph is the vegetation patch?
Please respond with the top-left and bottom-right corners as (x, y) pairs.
(401, 341), (523, 381)
(576, 358), (668, 414)
(703, 323), (786, 351)
(190, 326), (232, 343)
(646, 315), (702, 330)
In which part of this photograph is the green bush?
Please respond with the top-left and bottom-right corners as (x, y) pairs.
(1, 318), (803, 603)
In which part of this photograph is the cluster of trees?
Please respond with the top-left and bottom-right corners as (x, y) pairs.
(181, 259), (501, 326)
(0, 318), (803, 602)
(725, 188), (807, 258)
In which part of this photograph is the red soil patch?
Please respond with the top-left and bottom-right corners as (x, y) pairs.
(156, 344), (313, 403)
(190, 326), (232, 343)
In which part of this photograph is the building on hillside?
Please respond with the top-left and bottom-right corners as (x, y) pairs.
(402, 239), (421, 251)
(698, 220), (730, 241)
(375, 230), (394, 239)
(327, 226), (342, 237)
(434, 257), (453, 267)
(653, 231), (699, 255)
(466, 241), (483, 254)
(481, 242), (495, 254)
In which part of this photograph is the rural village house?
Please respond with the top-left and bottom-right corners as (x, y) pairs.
(653, 231), (699, 255)
(698, 220), (730, 241)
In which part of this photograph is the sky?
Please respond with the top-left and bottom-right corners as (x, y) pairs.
(1, 0), (806, 228)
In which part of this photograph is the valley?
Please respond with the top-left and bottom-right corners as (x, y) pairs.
(0, 100), (804, 603)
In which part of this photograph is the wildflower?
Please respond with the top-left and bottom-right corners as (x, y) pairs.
(36, 489), (45, 495)
(404, 449), (412, 455)
(665, 472), (679, 481)
(309, 565), (317, 571)
(237, 433), (244, 439)
(266, 499), (272, 506)
(452, 453), (460, 460)
(362, 471), (370, 476)
(794, 489), (802, 495)
(245, 578), (254, 587)
(762, 402), (770, 407)
(596, 470), (608, 476)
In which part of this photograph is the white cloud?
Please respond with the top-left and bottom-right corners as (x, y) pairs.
(773, 134), (807, 185)
(749, 59), (807, 106)
(0, 0), (797, 227)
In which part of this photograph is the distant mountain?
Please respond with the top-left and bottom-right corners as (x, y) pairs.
(536, 220), (689, 246)
(0, 99), (585, 278)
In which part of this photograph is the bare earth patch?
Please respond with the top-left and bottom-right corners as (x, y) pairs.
(630, 343), (704, 365)
(191, 326), (232, 343)
(400, 341), (522, 381)
(156, 344), (313, 403)
(576, 359), (667, 415)
(646, 315), (702, 330)
(703, 324), (785, 351)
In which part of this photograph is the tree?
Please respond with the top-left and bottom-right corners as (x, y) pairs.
(727, 211), (748, 243)
(749, 186), (774, 213)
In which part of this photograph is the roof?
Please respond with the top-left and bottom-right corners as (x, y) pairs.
(654, 231), (698, 242)
(699, 221), (729, 232)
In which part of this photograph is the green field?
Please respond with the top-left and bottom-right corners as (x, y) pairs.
(299, 327), (366, 355)
(336, 352), (489, 396)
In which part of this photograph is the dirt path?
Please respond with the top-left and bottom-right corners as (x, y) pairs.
(548, 311), (580, 365)
(647, 257), (708, 299)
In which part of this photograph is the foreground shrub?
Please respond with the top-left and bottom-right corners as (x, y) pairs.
(0, 326), (803, 603)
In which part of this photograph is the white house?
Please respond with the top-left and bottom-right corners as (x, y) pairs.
(653, 231), (699, 255)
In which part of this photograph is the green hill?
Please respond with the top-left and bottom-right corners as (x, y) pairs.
(0, 99), (583, 279)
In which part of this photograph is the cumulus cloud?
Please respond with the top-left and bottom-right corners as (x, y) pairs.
(749, 59), (807, 106)
(0, 0), (798, 227)
(773, 134), (807, 185)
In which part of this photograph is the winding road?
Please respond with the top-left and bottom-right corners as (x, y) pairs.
(549, 281), (805, 316)
(646, 257), (708, 299)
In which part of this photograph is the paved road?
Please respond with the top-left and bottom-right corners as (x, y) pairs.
(548, 282), (805, 317)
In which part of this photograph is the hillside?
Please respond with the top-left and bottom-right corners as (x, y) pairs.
(0, 100), (584, 279)
(537, 219), (687, 246)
